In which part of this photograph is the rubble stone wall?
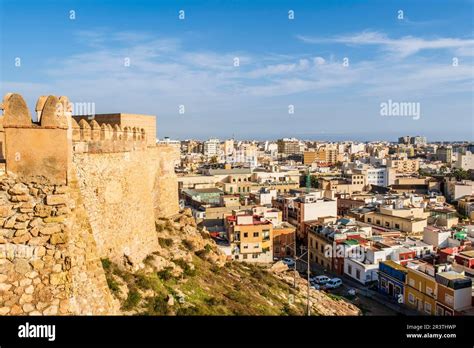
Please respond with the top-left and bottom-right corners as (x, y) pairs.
(0, 177), (118, 315)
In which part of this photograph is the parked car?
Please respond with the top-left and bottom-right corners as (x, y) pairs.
(324, 278), (342, 289)
(310, 275), (331, 285)
(310, 283), (320, 290)
(282, 257), (295, 267)
(347, 288), (357, 296)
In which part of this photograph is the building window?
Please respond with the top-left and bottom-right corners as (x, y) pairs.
(376, 220), (381, 225)
(252, 254), (258, 259)
(262, 230), (270, 241)
(243, 245), (248, 249)
(243, 254), (248, 259)
(356, 269), (361, 280)
(348, 265), (352, 275)
(409, 278), (415, 287)
(367, 218), (372, 223)
(426, 286), (433, 296)
(254, 244), (259, 249)
(243, 233), (248, 238)
(395, 223), (400, 229)
(445, 294), (454, 306)
(424, 302), (432, 314)
(408, 293), (415, 304)
(253, 232), (259, 238)
(385, 222), (390, 227)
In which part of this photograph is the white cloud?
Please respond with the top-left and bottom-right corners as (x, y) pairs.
(298, 31), (474, 58)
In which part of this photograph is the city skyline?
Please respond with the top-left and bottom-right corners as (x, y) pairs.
(1, 0), (473, 141)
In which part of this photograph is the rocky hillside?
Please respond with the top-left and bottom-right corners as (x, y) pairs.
(102, 209), (361, 316)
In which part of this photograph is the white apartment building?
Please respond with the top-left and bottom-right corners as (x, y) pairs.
(204, 138), (220, 157)
(365, 167), (394, 187)
(350, 143), (366, 154)
(156, 137), (181, 148)
(446, 179), (474, 202)
(423, 226), (452, 249)
(454, 151), (474, 170)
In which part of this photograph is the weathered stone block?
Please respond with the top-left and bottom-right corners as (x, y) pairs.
(22, 303), (35, 313)
(30, 227), (40, 237)
(28, 236), (49, 246)
(26, 271), (38, 279)
(59, 299), (69, 314)
(43, 305), (58, 315)
(50, 233), (66, 245)
(14, 259), (32, 274)
(54, 186), (68, 194)
(36, 302), (48, 311)
(56, 207), (71, 215)
(0, 307), (10, 315)
(49, 272), (67, 285)
(43, 216), (66, 223)
(40, 225), (61, 236)
(19, 202), (34, 213)
(30, 259), (45, 270)
(19, 278), (32, 287)
(0, 283), (12, 292)
(15, 228), (28, 237)
(0, 204), (12, 218)
(12, 234), (30, 244)
(34, 204), (52, 218)
(14, 223), (28, 231)
(15, 214), (29, 222)
(8, 183), (29, 195)
(11, 195), (30, 202)
(24, 285), (34, 294)
(46, 195), (66, 206)
(4, 216), (17, 229)
(10, 305), (22, 315)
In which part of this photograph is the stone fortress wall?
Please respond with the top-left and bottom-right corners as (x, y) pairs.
(0, 93), (179, 315)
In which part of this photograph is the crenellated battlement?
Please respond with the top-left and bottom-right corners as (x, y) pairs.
(0, 93), (72, 184)
(71, 118), (148, 154)
(72, 113), (156, 147)
(0, 94), (159, 183)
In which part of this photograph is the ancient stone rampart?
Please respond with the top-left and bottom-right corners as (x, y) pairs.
(0, 93), (179, 315)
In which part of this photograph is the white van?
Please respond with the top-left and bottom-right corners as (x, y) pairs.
(311, 275), (330, 285)
(324, 278), (342, 289)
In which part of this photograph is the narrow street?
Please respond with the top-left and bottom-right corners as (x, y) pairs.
(293, 257), (418, 316)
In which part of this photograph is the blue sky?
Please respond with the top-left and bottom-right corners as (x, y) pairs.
(1, 0), (473, 141)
